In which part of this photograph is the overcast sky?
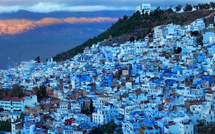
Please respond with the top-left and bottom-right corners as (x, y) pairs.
(0, 0), (213, 13)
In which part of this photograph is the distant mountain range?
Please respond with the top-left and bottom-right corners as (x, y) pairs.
(0, 10), (133, 69)
(0, 10), (133, 20)
(0, 17), (118, 35)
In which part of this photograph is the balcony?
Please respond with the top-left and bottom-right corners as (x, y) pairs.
(0, 103), (11, 106)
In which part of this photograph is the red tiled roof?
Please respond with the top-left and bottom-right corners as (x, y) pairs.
(41, 98), (48, 101)
(1, 97), (23, 102)
(94, 93), (100, 95)
(169, 121), (176, 125)
(1, 97), (11, 101)
(206, 91), (214, 94)
(185, 100), (206, 103)
(11, 97), (22, 102)
(49, 97), (59, 101)
(155, 117), (163, 120)
(169, 98), (175, 101)
(165, 125), (169, 129)
(143, 101), (149, 104)
(154, 125), (159, 129)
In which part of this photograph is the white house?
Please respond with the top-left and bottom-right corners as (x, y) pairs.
(135, 3), (151, 15)
(71, 102), (81, 113)
(24, 95), (38, 107)
(60, 101), (70, 110)
(122, 121), (141, 134)
(0, 97), (25, 113)
(92, 109), (108, 125)
(203, 110), (215, 125)
(209, 33), (215, 43)
(179, 119), (194, 134)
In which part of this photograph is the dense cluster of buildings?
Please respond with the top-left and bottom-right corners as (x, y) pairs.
(0, 15), (215, 134)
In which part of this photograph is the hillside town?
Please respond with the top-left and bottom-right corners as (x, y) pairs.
(0, 12), (215, 134)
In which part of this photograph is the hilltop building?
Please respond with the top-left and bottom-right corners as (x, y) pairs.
(135, 3), (151, 15)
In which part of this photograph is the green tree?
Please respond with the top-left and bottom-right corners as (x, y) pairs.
(0, 121), (11, 132)
(175, 4), (182, 12)
(210, 2), (215, 9)
(167, 8), (173, 13)
(184, 4), (193, 11)
(101, 121), (117, 133)
(174, 47), (182, 54)
(197, 34), (203, 46)
(90, 99), (95, 114)
(197, 3), (210, 10)
(35, 85), (48, 99)
(194, 5), (199, 10)
(33, 87), (39, 94)
(11, 85), (24, 98)
(198, 4), (204, 10)
(118, 17), (124, 24)
(191, 31), (199, 36)
(35, 56), (40, 63)
(123, 15), (128, 21)
(204, 3), (210, 9)
(81, 108), (90, 115)
(5, 90), (8, 95)
(152, 6), (162, 16)
(117, 128), (123, 134)
(129, 37), (135, 42)
(90, 127), (103, 134)
(19, 112), (25, 123)
(0, 90), (3, 99)
(40, 85), (47, 98)
(90, 121), (117, 134)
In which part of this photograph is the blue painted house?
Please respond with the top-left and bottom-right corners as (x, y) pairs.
(101, 75), (113, 87)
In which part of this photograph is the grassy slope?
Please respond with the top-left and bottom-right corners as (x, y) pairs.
(53, 10), (215, 61)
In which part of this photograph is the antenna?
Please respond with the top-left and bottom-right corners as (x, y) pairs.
(8, 57), (18, 66)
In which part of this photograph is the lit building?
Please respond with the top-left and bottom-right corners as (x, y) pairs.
(92, 109), (108, 125)
(179, 119), (194, 134)
(0, 97), (25, 113)
(135, 3), (151, 15)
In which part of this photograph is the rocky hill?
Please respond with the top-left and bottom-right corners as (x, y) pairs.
(53, 9), (215, 61)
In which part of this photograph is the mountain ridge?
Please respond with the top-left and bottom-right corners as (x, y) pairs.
(0, 17), (118, 35)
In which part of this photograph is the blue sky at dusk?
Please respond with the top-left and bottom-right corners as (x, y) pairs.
(0, 0), (213, 13)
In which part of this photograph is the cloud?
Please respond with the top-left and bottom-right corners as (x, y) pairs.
(0, 5), (21, 13)
(0, 2), (134, 13)
(0, 0), (212, 13)
(26, 3), (134, 12)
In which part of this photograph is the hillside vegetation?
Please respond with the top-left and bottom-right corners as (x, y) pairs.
(53, 4), (215, 61)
